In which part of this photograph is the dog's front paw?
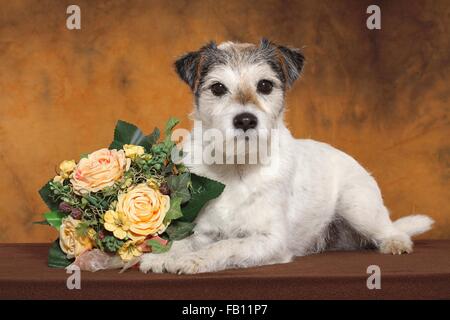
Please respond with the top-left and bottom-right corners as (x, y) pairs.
(379, 234), (413, 255)
(164, 254), (210, 274)
(139, 253), (170, 273)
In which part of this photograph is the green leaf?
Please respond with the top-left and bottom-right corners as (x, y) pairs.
(102, 235), (124, 253)
(164, 117), (180, 136)
(38, 181), (59, 211)
(164, 196), (183, 224)
(33, 220), (50, 226)
(167, 172), (191, 203)
(48, 240), (73, 268)
(44, 211), (66, 230)
(147, 239), (172, 254)
(109, 120), (154, 152)
(181, 174), (225, 222)
(75, 221), (90, 237)
(166, 221), (195, 241)
(146, 127), (160, 146)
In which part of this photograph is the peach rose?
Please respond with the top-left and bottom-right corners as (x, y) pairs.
(59, 216), (93, 259)
(71, 148), (130, 195)
(116, 183), (170, 239)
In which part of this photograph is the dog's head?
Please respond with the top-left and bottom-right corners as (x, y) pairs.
(175, 39), (304, 130)
(174, 39), (304, 162)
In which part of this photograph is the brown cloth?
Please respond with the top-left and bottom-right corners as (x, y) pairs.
(0, 240), (449, 300)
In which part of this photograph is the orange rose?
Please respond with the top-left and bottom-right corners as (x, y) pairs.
(71, 148), (130, 195)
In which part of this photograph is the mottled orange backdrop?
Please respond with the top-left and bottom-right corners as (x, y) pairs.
(0, 0), (448, 242)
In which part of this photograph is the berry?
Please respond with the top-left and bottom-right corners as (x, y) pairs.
(98, 230), (106, 240)
(70, 208), (83, 220)
(58, 202), (72, 213)
(159, 183), (170, 196)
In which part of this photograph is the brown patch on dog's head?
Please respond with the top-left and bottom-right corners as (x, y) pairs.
(234, 84), (262, 109)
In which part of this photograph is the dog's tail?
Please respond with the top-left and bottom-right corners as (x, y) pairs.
(393, 214), (434, 237)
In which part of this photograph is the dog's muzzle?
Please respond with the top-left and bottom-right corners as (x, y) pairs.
(233, 113), (258, 132)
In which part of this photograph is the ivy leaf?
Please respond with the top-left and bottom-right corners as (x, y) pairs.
(164, 117), (180, 137)
(164, 196), (183, 224)
(109, 120), (153, 152)
(166, 221), (195, 241)
(44, 211), (66, 230)
(38, 181), (59, 211)
(181, 174), (225, 222)
(48, 240), (73, 268)
(167, 172), (191, 203)
(147, 239), (172, 254)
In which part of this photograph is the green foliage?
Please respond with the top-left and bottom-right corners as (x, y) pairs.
(167, 172), (191, 203)
(146, 127), (160, 146)
(44, 211), (66, 230)
(46, 181), (80, 207)
(38, 181), (59, 211)
(181, 174), (225, 222)
(102, 235), (125, 253)
(75, 221), (90, 238)
(164, 117), (180, 137)
(110, 120), (153, 152)
(147, 239), (172, 254)
(32, 220), (50, 226)
(164, 196), (183, 224)
(166, 221), (195, 241)
(48, 240), (73, 268)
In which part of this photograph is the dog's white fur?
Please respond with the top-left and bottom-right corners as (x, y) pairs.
(140, 41), (434, 274)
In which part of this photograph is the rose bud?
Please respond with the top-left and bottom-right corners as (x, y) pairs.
(70, 208), (83, 220)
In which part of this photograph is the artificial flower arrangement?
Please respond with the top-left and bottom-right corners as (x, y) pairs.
(36, 118), (224, 271)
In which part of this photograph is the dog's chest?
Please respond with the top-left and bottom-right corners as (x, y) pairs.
(196, 170), (270, 236)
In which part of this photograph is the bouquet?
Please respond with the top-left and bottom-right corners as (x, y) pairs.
(36, 118), (224, 271)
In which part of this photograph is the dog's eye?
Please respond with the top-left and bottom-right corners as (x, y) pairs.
(210, 82), (228, 96)
(257, 80), (273, 95)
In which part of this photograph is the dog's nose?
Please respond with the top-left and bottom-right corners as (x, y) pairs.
(233, 113), (258, 132)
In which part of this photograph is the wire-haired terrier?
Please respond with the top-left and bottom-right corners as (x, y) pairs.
(140, 39), (433, 274)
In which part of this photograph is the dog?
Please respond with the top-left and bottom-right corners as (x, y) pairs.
(140, 39), (434, 274)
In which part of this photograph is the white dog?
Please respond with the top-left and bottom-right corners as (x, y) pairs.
(140, 39), (434, 274)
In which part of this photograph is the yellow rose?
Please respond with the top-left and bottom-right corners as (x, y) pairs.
(118, 240), (143, 261)
(123, 144), (145, 159)
(59, 160), (77, 179)
(59, 216), (93, 259)
(70, 148), (130, 195)
(116, 183), (170, 240)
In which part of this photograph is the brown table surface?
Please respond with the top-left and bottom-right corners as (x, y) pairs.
(0, 240), (449, 300)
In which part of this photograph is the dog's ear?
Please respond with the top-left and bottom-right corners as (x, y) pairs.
(174, 51), (201, 90)
(277, 45), (305, 86)
(260, 38), (305, 87)
(174, 41), (217, 91)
